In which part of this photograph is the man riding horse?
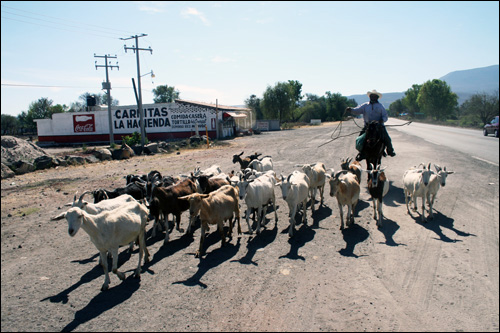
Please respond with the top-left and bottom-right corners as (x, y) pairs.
(346, 89), (396, 162)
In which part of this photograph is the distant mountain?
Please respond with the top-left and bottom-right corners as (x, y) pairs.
(440, 65), (499, 93)
(347, 64), (499, 108)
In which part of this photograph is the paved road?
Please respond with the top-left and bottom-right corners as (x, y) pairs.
(386, 118), (499, 165)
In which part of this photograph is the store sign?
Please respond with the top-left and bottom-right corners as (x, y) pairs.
(112, 105), (216, 133)
(73, 114), (95, 133)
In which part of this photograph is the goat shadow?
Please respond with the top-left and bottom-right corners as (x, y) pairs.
(380, 182), (405, 208)
(232, 222), (278, 266)
(376, 218), (406, 247)
(310, 203), (333, 229)
(414, 210), (476, 242)
(279, 220), (316, 261)
(338, 223), (369, 258)
(41, 248), (135, 304)
(142, 231), (195, 275)
(172, 232), (241, 289)
(59, 275), (140, 332)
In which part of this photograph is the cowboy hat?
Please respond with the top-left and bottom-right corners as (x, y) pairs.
(366, 89), (382, 98)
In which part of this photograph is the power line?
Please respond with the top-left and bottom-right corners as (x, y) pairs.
(1, 83), (132, 89)
(1, 4), (137, 36)
(1, 15), (120, 39)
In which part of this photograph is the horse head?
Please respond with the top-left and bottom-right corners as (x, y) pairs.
(363, 121), (385, 170)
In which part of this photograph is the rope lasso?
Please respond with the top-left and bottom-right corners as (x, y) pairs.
(317, 108), (412, 148)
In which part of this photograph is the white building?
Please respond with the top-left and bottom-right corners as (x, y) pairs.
(34, 99), (251, 145)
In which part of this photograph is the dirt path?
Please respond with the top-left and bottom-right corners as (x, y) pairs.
(1, 122), (498, 332)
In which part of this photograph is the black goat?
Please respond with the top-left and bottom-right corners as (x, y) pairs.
(93, 182), (146, 203)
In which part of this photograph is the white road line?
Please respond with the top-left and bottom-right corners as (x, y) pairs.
(472, 156), (499, 166)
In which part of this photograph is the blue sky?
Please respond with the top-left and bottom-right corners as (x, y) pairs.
(1, 1), (499, 117)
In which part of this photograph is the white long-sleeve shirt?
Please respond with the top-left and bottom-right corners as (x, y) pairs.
(351, 101), (388, 125)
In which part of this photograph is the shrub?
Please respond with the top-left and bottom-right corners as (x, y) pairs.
(122, 131), (148, 146)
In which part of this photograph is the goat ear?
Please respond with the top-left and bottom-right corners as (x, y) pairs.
(64, 202), (72, 207)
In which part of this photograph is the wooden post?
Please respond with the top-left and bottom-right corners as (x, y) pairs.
(205, 125), (209, 148)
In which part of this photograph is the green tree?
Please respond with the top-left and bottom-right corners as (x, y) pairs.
(300, 93), (326, 122)
(298, 99), (323, 123)
(389, 99), (407, 116)
(1, 114), (19, 135)
(101, 93), (119, 107)
(18, 97), (65, 132)
(417, 79), (458, 120)
(245, 94), (264, 121)
(460, 91), (499, 125)
(261, 81), (296, 123)
(324, 91), (352, 121)
(152, 84), (180, 103)
(402, 84), (422, 117)
(287, 80), (303, 122)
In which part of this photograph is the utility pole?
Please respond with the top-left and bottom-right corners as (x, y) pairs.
(216, 99), (219, 140)
(94, 54), (118, 145)
(121, 34), (152, 148)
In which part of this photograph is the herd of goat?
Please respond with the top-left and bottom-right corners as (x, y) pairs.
(52, 151), (453, 291)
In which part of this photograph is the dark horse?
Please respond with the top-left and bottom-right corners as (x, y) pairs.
(361, 121), (385, 170)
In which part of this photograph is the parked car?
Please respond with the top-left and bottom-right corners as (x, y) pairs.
(483, 116), (499, 138)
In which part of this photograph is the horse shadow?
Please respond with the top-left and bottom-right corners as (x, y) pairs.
(172, 232), (241, 289)
(338, 223), (369, 258)
(59, 275), (141, 332)
(415, 210), (476, 242)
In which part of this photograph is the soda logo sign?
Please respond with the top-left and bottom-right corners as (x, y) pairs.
(73, 114), (95, 132)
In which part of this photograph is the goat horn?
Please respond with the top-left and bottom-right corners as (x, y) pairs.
(78, 191), (92, 202)
(73, 191), (79, 203)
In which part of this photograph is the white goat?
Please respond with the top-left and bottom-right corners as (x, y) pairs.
(237, 171), (278, 235)
(52, 192), (139, 254)
(328, 170), (360, 230)
(179, 185), (240, 258)
(279, 170), (310, 237)
(248, 156), (273, 172)
(426, 164), (454, 218)
(364, 164), (389, 228)
(403, 163), (433, 222)
(53, 191), (137, 218)
(193, 164), (222, 177)
(63, 201), (150, 291)
(296, 162), (326, 211)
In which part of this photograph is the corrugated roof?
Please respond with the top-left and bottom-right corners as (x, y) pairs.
(175, 99), (250, 111)
(223, 111), (247, 119)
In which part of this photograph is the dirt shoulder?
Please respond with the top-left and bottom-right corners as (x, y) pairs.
(1, 122), (498, 332)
